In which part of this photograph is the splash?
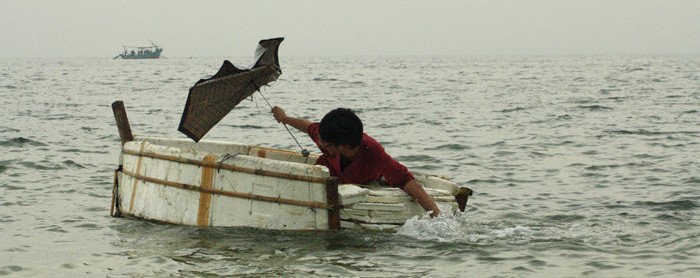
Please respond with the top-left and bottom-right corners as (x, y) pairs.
(492, 225), (533, 239)
(396, 205), (537, 243)
(395, 204), (484, 243)
(396, 213), (466, 243)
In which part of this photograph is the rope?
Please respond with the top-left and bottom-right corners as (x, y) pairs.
(254, 83), (310, 158)
(217, 153), (238, 173)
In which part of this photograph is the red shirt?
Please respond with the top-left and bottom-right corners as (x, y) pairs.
(307, 123), (414, 188)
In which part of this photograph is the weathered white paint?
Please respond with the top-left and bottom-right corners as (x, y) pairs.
(114, 137), (468, 231)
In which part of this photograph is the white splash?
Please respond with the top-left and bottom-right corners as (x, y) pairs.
(492, 225), (533, 238)
(396, 205), (536, 243)
(396, 205), (474, 242)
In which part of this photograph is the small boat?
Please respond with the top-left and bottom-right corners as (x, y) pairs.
(111, 137), (473, 231)
(113, 43), (163, 59)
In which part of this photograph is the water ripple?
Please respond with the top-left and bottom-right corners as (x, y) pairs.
(0, 137), (47, 147)
(636, 200), (698, 211)
(2, 56), (699, 277)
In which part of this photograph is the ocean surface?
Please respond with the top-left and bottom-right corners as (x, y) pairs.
(1, 55), (698, 277)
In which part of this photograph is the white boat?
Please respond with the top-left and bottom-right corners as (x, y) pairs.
(110, 136), (473, 231)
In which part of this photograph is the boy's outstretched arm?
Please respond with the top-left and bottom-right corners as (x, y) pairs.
(403, 179), (441, 217)
(272, 106), (312, 133)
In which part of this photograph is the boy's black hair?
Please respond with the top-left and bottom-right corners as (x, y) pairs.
(319, 108), (363, 148)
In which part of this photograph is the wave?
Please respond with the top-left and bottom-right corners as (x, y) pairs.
(498, 107), (529, 113)
(62, 160), (85, 169)
(0, 265), (26, 276)
(395, 154), (440, 163)
(635, 200), (698, 211)
(0, 137), (47, 147)
(0, 159), (12, 174)
(578, 105), (613, 111)
(556, 114), (573, 120)
(599, 88), (622, 94)
(312, 77), (339, 82)
(19, 161), (64, 171)
(425, 144), (471, 151)
(0, 127), (20, 133)
(58, 148), (109, 154)
(585, 162), (651, 171)
(605, 129), (700, 136)
(545, 214), (587, 222)
(466, 178), (500, 184)
(684, 177), (700, 184)
(626, 67), (646, 72)
(650, 142), (687, 150)
(222, 124), (265, 129)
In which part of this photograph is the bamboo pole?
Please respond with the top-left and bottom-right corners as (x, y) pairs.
(325, 177), (341, 230)
(121, 169), (330, 209)
(121, 149), (331, 184)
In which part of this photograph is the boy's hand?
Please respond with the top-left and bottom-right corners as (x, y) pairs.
(271, 106), (286, 123)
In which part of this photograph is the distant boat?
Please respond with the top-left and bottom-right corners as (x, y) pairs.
(113, 43), (163, 59)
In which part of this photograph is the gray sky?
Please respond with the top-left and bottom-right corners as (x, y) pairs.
(2, 0), (699, 58)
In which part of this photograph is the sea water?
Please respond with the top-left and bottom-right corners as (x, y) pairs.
(0, 55), (698, 277)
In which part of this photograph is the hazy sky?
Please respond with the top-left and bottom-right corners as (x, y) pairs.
(2, 0), (699, 58)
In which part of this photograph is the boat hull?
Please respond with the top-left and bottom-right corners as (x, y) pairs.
(112, 137), (472, 231)
(114, 49), (163, 59)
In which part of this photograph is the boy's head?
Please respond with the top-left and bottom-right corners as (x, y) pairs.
(319, 108), (363, 148)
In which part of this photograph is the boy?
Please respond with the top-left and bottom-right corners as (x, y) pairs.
(272, 106), (440, 217)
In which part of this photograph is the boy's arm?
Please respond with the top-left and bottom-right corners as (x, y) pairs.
(272, 106), (311, 134)
(403, 179), (441, 217)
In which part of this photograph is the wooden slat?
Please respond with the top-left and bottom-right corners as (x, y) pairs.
(197, 154), (218, 227)
(326, 177), (341, 230)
